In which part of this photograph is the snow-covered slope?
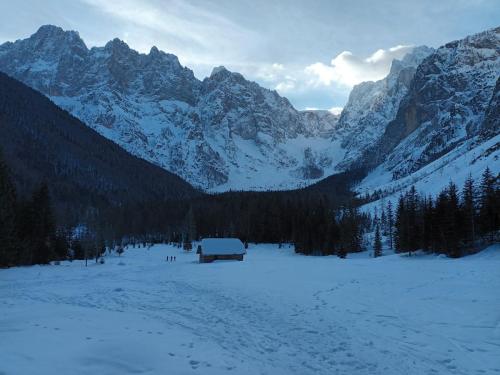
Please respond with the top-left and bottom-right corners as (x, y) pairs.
(356, 27), (500, 202)
(0, 25), (339, 191)
(359, 134), (500, 214)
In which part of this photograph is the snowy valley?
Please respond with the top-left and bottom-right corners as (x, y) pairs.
(2, 244), (500, 375)
(0, 8), (499, 375)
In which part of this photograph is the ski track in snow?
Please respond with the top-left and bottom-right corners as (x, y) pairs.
(1, 244), (500, 375)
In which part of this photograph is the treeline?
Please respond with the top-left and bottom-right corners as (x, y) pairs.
(1, 145), (366, 266)
(2, 138), (498, 267)
(0, 149), (122, 267)
(76, 172), (366, 257)
(187, 191), (369, 257)
(0, 154), (68, 267)
(374, 168), (499, 258)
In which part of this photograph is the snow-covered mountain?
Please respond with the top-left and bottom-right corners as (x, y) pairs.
(0, 25), (498, 194)
(356, 26), (500, 200)
(335, 46), (434, 169)
(0, 25), (339, 191)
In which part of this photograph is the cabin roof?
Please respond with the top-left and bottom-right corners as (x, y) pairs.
(200, 238), (245, 255)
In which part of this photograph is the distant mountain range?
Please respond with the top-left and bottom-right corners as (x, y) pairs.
(0, 25), (498, 195)
(0, 25), (339, 191)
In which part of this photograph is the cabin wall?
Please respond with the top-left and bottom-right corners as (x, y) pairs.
(199, 254), (244, 263)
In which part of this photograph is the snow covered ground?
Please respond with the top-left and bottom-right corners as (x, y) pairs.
(1, 244), (499, 375)
(357, 134), (500, 216)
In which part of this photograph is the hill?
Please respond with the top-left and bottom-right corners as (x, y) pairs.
(0, 72), (198, 224)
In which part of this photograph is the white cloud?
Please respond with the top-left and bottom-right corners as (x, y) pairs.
(250, 46), (415, 109)
(302, 106), (343, 114)
(249, 62), (297, 93)
(305, 45), (414, 87)
(255, 63), (285, 81)
(235, 62), (345, 109)
(81, 0), (261, 68)
(329, 107), (343, 115)
(275, 80), (296, 92)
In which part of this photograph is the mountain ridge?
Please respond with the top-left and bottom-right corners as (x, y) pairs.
(0, 25), (341, 190)
(0, 25), (498, 195)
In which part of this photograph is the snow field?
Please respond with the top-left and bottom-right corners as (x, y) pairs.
(1, 244), (499, 374)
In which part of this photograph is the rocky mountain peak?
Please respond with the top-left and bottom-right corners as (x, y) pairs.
(30, 24), (87, 53)
(334, 45), (434, 169)
(358, 26), (500, 180)
(210, 65), (229, 76)
(207, 65), (246, 85)
(104, 37), (134, 56)
(149, 45), (160, 55)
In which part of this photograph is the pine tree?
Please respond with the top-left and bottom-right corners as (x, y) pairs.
(0, 150), (18, 267)
(380, 204), (387, 235)
(386, 201), (394, 250)
(338, 206), (362, 253)
(373, 213), (379, 232)
(434, 190), (449, 253)
(422, 195), (434, 252)
(71, 239), (84, 260)
(374, 224), (382, 258)
(478, 167), (499, 237)
(395, 194), (406, 252)
(406, 186), (420, 255)
(185, 205), (197, 242)
(461, 175), (476, 247)
(445, 181), (461, 257)
(30, 183), (56, 264)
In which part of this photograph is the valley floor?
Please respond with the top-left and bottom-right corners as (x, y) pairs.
(1, 244), (499, 375)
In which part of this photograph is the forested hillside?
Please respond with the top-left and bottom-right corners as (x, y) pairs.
(0, 72), (198, 220)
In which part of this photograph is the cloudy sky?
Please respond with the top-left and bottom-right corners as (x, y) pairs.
(1, 0), (498, 110)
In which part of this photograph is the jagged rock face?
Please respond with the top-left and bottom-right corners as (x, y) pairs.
(482, 77), (500, 139)
(0, 25), (339, 191)
(335, 46), (434, 169)
(371, 27), (500, 179)
(199, 67), (305, 142)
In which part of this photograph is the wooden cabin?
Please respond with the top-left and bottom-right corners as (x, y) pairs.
(199, 238), (246, 263)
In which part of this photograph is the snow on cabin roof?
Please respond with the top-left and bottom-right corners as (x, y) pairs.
(200, 238), (245, 255)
